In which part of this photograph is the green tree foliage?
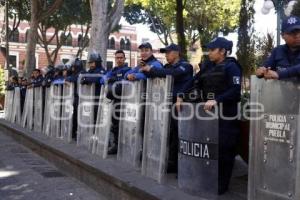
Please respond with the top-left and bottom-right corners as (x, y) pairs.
(291, 1), (300, 16)
(0, 67), (5, 96)
(236, 0), (256, 81)
(124, 0), (240, 54)
(254, 33), (274, 68)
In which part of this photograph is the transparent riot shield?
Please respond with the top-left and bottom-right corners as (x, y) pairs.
(50, 84), (62, 138)
(60, 83), (74, 143)
(33, 87), (43, 132)
(21, 88), (34, 130)
(43, 86), (53, 136)
(93, 85), (113, 159)
(178, 103), (219, 197)
(77, 84), (95, 149)
(4, 90), (14, 121)
(11, 87), (21, 124)
(248, 77), (300, 200)
(141, 76), (173, 183)
(117, 81), (145, 168)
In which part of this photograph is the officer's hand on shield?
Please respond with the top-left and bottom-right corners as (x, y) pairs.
(107, 77), (117, 84)
(255, 67), (267, 78)
(204, 100), (217, 111)
(263, 68), (279, 80)
(176, 97), (183, 112)
(127, 74), (136, 81)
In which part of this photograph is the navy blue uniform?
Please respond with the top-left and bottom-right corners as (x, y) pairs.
(145, 59), (193, 102)
(145, 58), (193, 172)
(81, 66), (106, 85)
(102, 64), (131, 154)
(102, 64), (131, 84)
(125, 55), (163, 81)
(179, 57), (241, 194)
(65, 61), (85, 140)
(31, 75), (44, 88)
(263, 44), (300, 79)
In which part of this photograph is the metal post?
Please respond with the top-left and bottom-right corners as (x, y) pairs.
(274, 0), (284, 46)
(5, 0), (9, 72)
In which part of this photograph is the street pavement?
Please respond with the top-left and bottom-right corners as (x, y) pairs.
(0, 130), (107, 200)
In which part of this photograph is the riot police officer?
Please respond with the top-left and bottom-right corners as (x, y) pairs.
(140, 43), (193, 173)
(257, 15), (300, 80)
(65, 58), (85, 140)
(30, 69), (44, 88)
(125, 42), (163, 81)
(176, 37), (241, 194)
(81, 52), (106, 89)
(102, 50), (131, 154)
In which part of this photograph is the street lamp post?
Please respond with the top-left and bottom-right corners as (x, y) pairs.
(262, 0), (297, 46)
(5, 0), (9, 72)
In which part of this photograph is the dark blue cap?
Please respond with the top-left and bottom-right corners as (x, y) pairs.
(138, 42), (152, 49)
(204, 37), (233, 52)
(281, 16), (300, 33)
(160, 43), (180, 53)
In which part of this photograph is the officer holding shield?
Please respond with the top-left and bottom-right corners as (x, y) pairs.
(177, 37), (242, 194)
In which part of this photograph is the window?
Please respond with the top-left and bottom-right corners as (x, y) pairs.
(108, 38), (115, 49)
(62, 59), (70, 64)
(9, 55), (17, 68)
(106, 61), (113, 71)
(120, 38), (125, 50)
(8, 28), (19, 42)
(61, 33), (73, 46)
(125, 38), (131, 50)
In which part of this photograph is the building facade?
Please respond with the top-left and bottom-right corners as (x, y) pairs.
(0, 9), (165, 76)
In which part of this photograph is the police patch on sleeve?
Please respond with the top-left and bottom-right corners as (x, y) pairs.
(233, 76), (240, 85)
(179, 66), (186, 71)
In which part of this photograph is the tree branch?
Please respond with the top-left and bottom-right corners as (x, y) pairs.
(108, 0), (124, 32)
(40, 0), (64, 21)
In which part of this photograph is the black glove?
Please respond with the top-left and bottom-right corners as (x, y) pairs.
(107, 77), (117, 84)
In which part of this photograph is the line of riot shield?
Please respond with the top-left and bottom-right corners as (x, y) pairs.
(248, 76), (300, 200)
(178, 103), (219, 197)
(77, 84), (96, 149)
(43, 85), (53, 136)
(4, 90), (14, 121)
(93, 85), (113, 159)
(50, 84), (62, 138)
(141, 76), (173, 183)
(117, 80), (145, 168)
(60, 83), (74, 143)
(21, 88), (34, 130)
(33, 86), (43, 133)
(11, 87), (21, 124)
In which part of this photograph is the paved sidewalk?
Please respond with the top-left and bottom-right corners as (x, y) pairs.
(0, 130), (106, 200)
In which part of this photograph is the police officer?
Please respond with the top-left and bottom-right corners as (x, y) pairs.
(125, 42), (163, 81)
(102, 50), (131, 154)
(29, 69), (44, 88)
(140, 43), (193, 173)
(257, 15), (300, 80)
(43, 65), (55, 87)
(65, 58), (85, 140)
(81, 52), (106, 89)
(177, 37), (241, 194)
(52, 64), (65, 85)
(20, 78), (28, 114)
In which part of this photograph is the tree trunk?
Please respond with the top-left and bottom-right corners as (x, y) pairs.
(176, 0), (187, 60)
(24, 0), (39, 77)
(89, 0), (124, 69)
(24, 0), (63, 77)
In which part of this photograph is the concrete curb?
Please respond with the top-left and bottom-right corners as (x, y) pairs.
(0, 120), (203, 200)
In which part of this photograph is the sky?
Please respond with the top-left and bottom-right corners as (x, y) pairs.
(121, 0), (279, 55)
